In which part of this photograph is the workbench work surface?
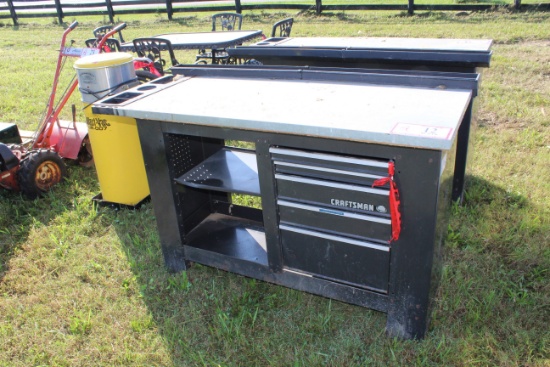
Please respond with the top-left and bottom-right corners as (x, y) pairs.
(100, 75), (472, 150)
(253, 37), (493, 52)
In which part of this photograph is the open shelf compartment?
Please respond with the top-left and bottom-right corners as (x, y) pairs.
(174, 147), (260, 196)
(184, 213), (268, 266)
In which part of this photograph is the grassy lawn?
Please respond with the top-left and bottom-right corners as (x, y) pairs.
(0, 9), (549, 367)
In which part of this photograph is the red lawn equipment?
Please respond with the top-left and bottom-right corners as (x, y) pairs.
(86, 25), (163, 83)
(0, 21), (126, 198)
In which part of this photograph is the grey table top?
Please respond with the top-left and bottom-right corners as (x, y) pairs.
(227, 36), (493, 68)
(95, 74), (472, 151)
(119, 30), (263, 51)
(247, 37), (493, 52)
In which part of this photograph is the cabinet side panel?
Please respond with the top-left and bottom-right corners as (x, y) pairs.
(136, 120), (187, 272)
(385, 148), (444, 339)
(165, 133), (228, 236)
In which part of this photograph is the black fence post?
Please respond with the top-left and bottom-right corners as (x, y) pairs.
(54, 0), (64, 24)
(514, 0), (521, 9)
(408, 0), (414, 15)
(235, 0), (242, 14)
(316, 0), (322, 14)
(106, 0), (115, 23)
(6, 0), (18, 26)
(166, 0), (173, 20)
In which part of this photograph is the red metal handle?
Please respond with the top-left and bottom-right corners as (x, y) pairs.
(97, 23), (127, 49)
(32, 21), (79, 149)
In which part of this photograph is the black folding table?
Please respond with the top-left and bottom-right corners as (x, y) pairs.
(228, 37), (493, 202)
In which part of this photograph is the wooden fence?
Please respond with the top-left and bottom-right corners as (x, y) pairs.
(1, 0), (549, 26)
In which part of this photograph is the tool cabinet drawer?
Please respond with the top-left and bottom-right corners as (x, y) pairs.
(270, 147), (388, 186)
(280, 224), (390, 292)
(275, 174), (390, 216)
(278, 200), (391, 243)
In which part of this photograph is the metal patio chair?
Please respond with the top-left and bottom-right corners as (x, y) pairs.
(196, 13), (244, 64)
(271, 18), (294, 38)
(93, 25), (125, 43)
(212, 12), (243, 31)
(85, 37), (121, 52)
(132, 38), (179, 76)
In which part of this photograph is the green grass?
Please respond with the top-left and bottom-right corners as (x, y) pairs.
(1, 9), (549, 367)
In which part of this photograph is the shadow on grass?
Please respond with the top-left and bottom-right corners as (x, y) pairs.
(1, 167), (546, 364)
(111, 202), (388, 365)
(110, 174), (548, 365)
(0, 165), (96, 284)
(450, 175), (547, 269)
(431, 175), (549, 361)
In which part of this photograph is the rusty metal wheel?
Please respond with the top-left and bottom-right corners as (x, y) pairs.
(18, 149), (67, 199)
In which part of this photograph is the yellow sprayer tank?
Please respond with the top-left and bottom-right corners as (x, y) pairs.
(74, 52), (149, 207)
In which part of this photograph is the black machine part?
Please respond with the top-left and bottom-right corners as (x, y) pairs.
(0, 143), (20, 171)
(0, 122), (23, 145)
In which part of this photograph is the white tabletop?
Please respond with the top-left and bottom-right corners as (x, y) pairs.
(256, 37), (493, 52)
(99, 75), (472, 151)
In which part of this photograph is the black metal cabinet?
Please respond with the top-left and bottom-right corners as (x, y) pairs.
(135, 121), (454, 340)
(93, 67), (475, 339)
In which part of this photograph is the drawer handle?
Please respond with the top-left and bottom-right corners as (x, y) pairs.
(270, 147), (388, 168)
(319, 208), (345, 216)
(372, 161), (401, 242)
(278, 199), (391, 225)
(280, 224), (389, 252)
(275, 173), (388, 195)
(274, 161), (386, 181)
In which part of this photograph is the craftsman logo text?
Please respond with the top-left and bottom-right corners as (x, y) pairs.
(330, 199), (387, 214)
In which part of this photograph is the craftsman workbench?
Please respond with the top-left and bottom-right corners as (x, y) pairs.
(228, 37), (493, 202)
(92, 66), (480, 339)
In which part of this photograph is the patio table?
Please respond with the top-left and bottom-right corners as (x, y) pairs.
(119, 30), (263, 64)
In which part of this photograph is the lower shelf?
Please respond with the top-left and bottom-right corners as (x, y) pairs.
(185, 213), (268, 266)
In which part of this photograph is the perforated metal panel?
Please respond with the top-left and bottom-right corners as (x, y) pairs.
(165, 134), (196, 177)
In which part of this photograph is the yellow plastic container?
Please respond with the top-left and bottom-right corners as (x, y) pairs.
(83, 107), (149, 207)
(75, 53), (149, 207)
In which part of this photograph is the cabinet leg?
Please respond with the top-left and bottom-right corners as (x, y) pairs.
(162, 246), (189, 273)
(452, 102), (473, 203)
(385, 300), (429, 340)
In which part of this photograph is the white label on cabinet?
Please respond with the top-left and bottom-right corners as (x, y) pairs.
(391, 123), (453, 140)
